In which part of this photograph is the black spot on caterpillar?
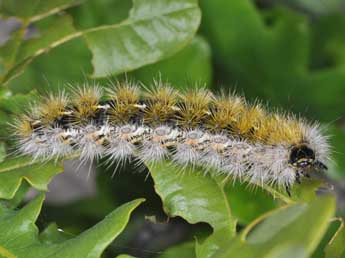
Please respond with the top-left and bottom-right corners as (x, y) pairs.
(12, 80), (331, 195)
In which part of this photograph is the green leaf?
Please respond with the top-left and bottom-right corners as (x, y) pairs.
(0, 157), (63, 199)
(148, 161), (237, 258)
(1, 15), (77, 84)
(4, 181), (31, 209)
(133, 36), (212, 88)
(325, 219), (345, 258)
(214, 195), (336, 258)
(224, 181), (277, 225)
(233, 179), (321, 209)
(9, 35), (211, 95)
(39, 223), (73, 244)
(70, 0), (132, 30)
(0, 0), (82, 22)
(158, 242), (196, 258)
(290, 178), (324, 202)
(148, 160), (325, 257)
(0, 194), (144, 258)
(0, 26), (26, 82)
(8, 38), (92, 94)
(15, 16), (76, 69)
(84, 0), (201, 78)
(0, 89), (37, 114)
(116, 255), (136, 258)
(2, 0), (201, 85)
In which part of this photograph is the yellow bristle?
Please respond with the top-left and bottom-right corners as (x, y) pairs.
(108, 81), (140, 104)
(14, 116), (34, 137)
(143, 83), (178, 125)
(38, 92), (69, 125)
(107, 81), (140, 124)
(12, 102), (42, 136)
(177, 88), (214, 128)
(72, 85), (102, 122)
(255, 114), (303, 145)
(235, 104), (266, 139)
(181, 88), (214, 108)
(207, 94), (245, 132)
(251, 116), (270, 143)
(272, 116), (303, 145)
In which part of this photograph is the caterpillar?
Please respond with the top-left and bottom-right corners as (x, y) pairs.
(12, 80), (330, 196)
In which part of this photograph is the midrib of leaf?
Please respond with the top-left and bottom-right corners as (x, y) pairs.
(27, 0), (42, 22)
(0, 153), (77, 174)
(329, 218), (344, 245)
(3, 30), (83, 83)
(1, 0), (82, 23)
(28, 1), (83, 23)
(0, 197), (144, 258)
(215, 179), (236, 236)
(325, 218), (345, 258)
(3, 24), (28, 81)
(1, 0), (83, 84)
(261, 185), (294, 204)
(0, 159), (35, 173)
(240, 204), (291, 242)
(17, 3), (198, 62)
(215, 196), (335, 258)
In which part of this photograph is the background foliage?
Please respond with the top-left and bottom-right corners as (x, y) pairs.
(0, 0), (344, 257)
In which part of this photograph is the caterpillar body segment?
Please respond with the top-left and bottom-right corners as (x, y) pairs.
(13, 81), (330, 194)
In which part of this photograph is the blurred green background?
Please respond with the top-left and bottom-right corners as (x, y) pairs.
(0, 0), (345, 257)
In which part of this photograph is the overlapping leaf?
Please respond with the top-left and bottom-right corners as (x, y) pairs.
(148, 161), (237, 258)
(0, 194), (144, 258)
(116, 255), (136, 258)
(214, 196), (335, 258)
(157, 242), (196, 258)
(1, 0), (201, 84)
(0, 0), (82, 22)
(325, 219), (345, 258)
(0, 157), (63, 199)
(148, 160), (330, 258)
(84, 0), (201, 77)
(0, 15), (78, 83)
(134, 36), (212, 88)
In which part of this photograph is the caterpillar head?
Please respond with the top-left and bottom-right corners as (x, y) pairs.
(289, 144), (327, 171)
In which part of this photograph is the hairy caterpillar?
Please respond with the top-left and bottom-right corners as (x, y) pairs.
(12, 80), (330, 195)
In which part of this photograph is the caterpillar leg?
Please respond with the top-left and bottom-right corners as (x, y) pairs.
(285, 183), (291, 197)
(300, 170), (310, 178)
(314, 160), (328, 171)
(295, 171), (302, 184)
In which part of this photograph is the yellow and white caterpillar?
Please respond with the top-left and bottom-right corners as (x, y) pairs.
(12, 80), (330, 195)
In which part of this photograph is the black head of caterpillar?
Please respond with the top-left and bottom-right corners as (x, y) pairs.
(282, 142), (328, 196)
(289, 144), (328, 174)
(12, 81), (331, 197)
